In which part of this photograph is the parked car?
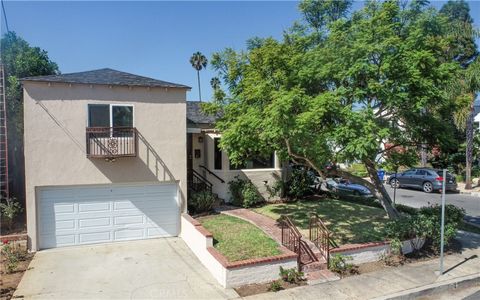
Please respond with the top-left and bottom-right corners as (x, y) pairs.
(325, 178), (373, 197)
(388, 168), (457, 193)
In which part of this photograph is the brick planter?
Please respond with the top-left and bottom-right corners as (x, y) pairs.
(180, 214), (297, 288)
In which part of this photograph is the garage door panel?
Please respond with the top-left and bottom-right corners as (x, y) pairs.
(79, 217), (111, 228)
(79, 231), (111, 244)
(38, 183), (179, 249)
(78, 202), (111, 213)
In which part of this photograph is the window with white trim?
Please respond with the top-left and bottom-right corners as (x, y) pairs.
(88, 104), (133, 128)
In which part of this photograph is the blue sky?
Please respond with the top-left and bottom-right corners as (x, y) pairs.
(1, 1), (480, 101)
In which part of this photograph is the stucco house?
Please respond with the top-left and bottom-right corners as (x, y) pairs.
(22, 68), (284, 251)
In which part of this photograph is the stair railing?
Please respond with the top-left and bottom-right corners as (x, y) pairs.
(309, 213), (332, 268)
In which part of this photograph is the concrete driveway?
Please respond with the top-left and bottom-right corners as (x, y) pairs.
(14, 238), (239, 299)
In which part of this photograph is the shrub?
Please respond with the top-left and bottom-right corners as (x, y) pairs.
(286, 168), (314, 199)
(1, 241), (19, 273)
(328, 254), (358, 276)
(0, 197), (23, 231)
(266, 180), (285, 200)
(228, 176), (262, 208)
(279, 266), (304, 284)
(395, 204), (418, 216)
(189, 190), (216, 214)
(241, 181), (262, 208)
(385, 204), (465, 252)
(228, 176), (246, 206)
(268, 280), (283, 292)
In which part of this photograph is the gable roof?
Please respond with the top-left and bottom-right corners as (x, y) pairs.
(21, 68), (191, 89)
(187, 101), (220, 125)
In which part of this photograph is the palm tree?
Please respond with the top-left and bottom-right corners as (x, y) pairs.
(189, 52), (208, 101)
(210, 77), (220, 90)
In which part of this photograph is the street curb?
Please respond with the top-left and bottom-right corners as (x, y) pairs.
(373, 273), (480, 300)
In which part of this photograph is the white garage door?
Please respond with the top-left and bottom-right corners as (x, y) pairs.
(38, 183), (179, 249)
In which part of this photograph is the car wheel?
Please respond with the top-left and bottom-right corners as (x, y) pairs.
(390, 179), (400, 189)
(423, 181), (433, 193)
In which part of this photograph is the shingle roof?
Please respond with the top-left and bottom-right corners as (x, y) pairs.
(21, 68), (191, 89)
(187, 101), (220, 125)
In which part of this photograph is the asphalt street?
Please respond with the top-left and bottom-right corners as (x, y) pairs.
(384, 184), (480, 225)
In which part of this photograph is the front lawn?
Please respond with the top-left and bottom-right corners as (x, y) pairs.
(198, 214), (281, 262)
(254, 199), (389, 245)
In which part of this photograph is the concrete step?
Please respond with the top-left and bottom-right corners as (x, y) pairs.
(305, 269), (340, 285)
(301, 261), (327, 272)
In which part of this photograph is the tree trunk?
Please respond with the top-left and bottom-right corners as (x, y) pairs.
(197, 70), (202, 102)
(420, 144), (427, 167)
(363, 159), (399, 219)
(465, 106), (474, 190)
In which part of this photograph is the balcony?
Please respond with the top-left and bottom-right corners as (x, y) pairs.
(86, 127), (138, 158)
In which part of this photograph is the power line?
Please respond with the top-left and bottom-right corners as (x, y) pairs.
(1, 0), (9, 33)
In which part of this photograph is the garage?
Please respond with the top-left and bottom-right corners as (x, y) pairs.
(37, 183), (179, 249)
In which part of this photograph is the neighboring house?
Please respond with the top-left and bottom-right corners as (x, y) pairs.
(186, 101), (285, 201)
(22, 68), (285, 251)
(22, 68), (190, 251)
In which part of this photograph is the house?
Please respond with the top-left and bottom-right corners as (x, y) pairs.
(186, 101), (284, 201)
(22, 68), (285, 251)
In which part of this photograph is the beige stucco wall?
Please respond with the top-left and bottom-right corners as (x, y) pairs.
(202, 133), (283, 202)
(23, 81), (187, 250)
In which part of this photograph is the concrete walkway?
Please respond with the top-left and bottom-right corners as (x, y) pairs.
(245, 231), (480, 300)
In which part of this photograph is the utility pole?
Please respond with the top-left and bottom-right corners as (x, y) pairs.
(439, 169), (447, 275)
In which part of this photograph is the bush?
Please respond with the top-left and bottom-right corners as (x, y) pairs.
(328, 254), (358, 277)
(268, 280), (283, 292)
(279, 266), (304, 284)
(228, 176), (246, 207)
(385, 204), (465, 252)
(286, 168), (314, 199)
(266, 180), (285, 200)
(0, 197), (23, 231)
(189, 190), (216, 214)
(241, 181), (262, 208)
(228, 176), (262, 208)
(1, 241), (19, 273)
(395, 204), (418, 216)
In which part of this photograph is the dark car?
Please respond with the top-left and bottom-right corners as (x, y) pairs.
(389, 168), (457, 193)
(326, 178), (373, 197)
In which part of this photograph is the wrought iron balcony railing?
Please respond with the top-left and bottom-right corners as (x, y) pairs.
(86, 127), (138, 158)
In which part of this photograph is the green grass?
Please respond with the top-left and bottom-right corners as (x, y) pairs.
(198, 214), (281, 262)
(254, 199), (389, 245)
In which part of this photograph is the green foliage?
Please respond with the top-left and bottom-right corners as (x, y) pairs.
(1, 241), (19, 273)
(328, 254), (358, 276)
(395, 204), (419, 216)
(390, 238), (403, 256)
(228, 176), (246, 206)
(206, 0), (466, 218)
(385, 204), (466, 251)
(286, 168), (314, 199)
(279, 266), (304, 284)
(347, 163), (368, 178)
(242, 181), (262, 208)
(228, 176), (262, 208)
(188, 190), (216, 214)
(268, 280), (283, 292)
(0, 197), (23, 231)
(265, 180), (285, 200)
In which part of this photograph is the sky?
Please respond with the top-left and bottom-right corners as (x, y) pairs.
(1, 1), (480, 101)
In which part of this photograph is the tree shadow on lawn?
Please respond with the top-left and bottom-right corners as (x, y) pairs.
(261, 199), (389, 245)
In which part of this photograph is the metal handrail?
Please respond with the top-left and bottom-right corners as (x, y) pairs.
(280, 215), (318, 270)
(86, 127), (137, 158)
(309, 213), (331, 267)
(199, 165), (225, 183)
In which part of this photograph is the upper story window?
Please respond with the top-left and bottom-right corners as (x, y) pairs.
(88, 104), (134, 128)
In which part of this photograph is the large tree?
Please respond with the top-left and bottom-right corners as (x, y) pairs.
(440, 0), (479, 189)
(189, 51), (208, 101)
(1, 32), (59, 202)
(206, 0), (462, 219)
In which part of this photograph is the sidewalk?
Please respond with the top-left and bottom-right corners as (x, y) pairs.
(457, 182), (480, 196)
(244, 231), (480, 300)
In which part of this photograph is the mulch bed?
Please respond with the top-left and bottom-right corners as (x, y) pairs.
(235, 280), (307, 297)
(0, 241), (34, 300)
(334, 238), (463, 278)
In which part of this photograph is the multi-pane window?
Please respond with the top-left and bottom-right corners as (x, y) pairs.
(88, 104), (133, 128)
